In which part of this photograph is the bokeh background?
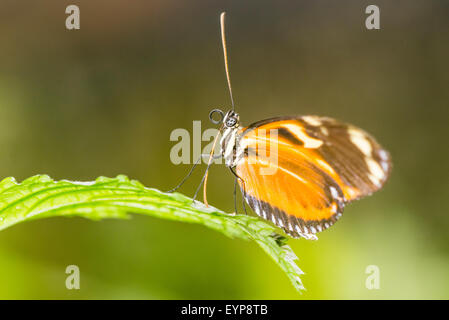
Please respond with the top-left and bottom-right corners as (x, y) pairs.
(0, 0), (448, 299)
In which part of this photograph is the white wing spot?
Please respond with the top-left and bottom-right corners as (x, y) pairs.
(331, 202), (338, 213)
(381, 161), (389, 172)
(320, 127), (329, 136)
(302, 233), (318, 240)
(348, 128), (372, 156)
(369, 175), (381, 187)
(278, 217), (284, 227)
(378, 149), (389, 161)
(366, 158), (385, 185)
(302, 116), (322, 126)
(346, 187), (358, 198)
(316, 159), (336, 175)
(330, 186), (339, 199)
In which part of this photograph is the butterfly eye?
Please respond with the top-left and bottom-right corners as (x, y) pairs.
(226, 118), (237, 127)
(223, 110), (239, 127)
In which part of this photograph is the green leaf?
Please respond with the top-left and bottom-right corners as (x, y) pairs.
(0, 174), (305, 292)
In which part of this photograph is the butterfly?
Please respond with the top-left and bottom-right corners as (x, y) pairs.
(172, 12), (392, 240)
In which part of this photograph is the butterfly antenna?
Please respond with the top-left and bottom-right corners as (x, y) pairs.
(220, 12), (235, 111)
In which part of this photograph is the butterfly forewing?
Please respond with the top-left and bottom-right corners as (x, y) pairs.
(235, 116), (391, 238)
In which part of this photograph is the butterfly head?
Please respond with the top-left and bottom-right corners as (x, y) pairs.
(224, 110), (239, 128)
(209, 108), (240, 128)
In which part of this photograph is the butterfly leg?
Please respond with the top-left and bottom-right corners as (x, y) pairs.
(299, 233), (318, 241)
(167, 154), (221, 193)
(229, 167), (248, 216)
(241, 189), (248, 216)
(233, 177), (238, 214)
(283, 227), (318, 240)
(192, 154), (221, 202)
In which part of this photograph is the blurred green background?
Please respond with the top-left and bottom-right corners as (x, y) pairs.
(0, 0), (448, 299)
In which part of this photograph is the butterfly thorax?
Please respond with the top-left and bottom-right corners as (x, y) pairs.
(220, 126), (242, 167)
(218, 110), (242, 167)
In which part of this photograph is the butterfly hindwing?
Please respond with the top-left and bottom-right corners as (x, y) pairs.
(235, 116), (391, 238)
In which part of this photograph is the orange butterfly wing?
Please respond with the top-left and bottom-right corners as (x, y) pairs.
(235, 116), (391, 238)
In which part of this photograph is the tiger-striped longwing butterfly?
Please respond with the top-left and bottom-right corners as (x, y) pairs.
(177, 12), (392, 240)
